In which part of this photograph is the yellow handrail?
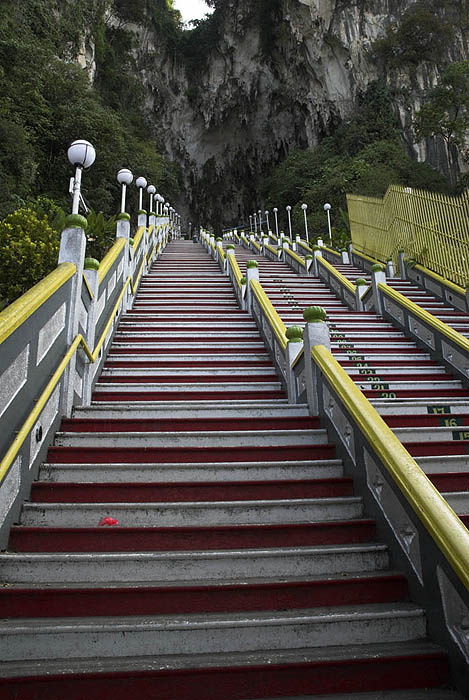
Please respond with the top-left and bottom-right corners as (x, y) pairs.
(298, 240), (312, 254)
(0, 263), (76, 346)
(82, 272), (94, 300)
(379, 283), (469, 354)
(252, 241), (261, 252)
(318, 257), (356, 295)
(285, 248), (306, 269)
(312, 343), (469, 590)
(265, 244), (278, 256)
(250, 279), (287, 350)
(321, 245), (341, 258)
(0, 257), (146, 485)
(413, 263), (465, 297)
(98, 237), (127, 283)
(352, 248), (380, 265)
(230, 255), (243, 288)
(132, 226), (146, 254)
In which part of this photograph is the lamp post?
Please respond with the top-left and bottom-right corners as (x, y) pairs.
(286, 205), (292, 239)
(258, 209), (262, 234)
(135, 176), (147, 211)
(253, 212), (257, 234)
(249, 214), (253, 232)
(67, 139), (96, 215)
(117, 169), (133, 214)
(301, 203), (309, 245)
(147, 185), (156, 213)
(273, 207), (279, 237)
(324, 203), (332, 242)
(265, 210), (270, 232)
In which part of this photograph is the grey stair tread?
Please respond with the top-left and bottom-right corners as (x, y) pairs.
(5, 570), (401, 590)
(0, 640), (445, 678)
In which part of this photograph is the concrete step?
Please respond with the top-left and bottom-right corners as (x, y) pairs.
(0, 641), (450, 695)
(53, 429), (329, 449)
(0, 603), (426, 663)
(99, 367), (279, 377)
(416, 454), (469, 474)
(92, 380), (284, 392)
(39, 459), (345, 483)
(355, 379), (462, 391)
(443, 491), (469, 514)
(372, 400), (469, 414)
(20, 497), (364, 527)
(0, 543), (388, 583)
(73, 400), (303, 419)
(393, 426), (469, 443)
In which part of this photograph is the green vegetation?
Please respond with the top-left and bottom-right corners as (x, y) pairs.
(415, 61), (469, 181)
(372, 3), (452, 68)
(262, 82), (451, 247)
(0, 0), (181, 220)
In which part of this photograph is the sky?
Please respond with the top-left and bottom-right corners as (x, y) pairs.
(172, 0), (212, 24)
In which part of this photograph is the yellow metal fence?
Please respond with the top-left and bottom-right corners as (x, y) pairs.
(347, 185), (469, 287)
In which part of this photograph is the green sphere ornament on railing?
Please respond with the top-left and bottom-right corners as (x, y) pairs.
(83, 257), (99, 271)
(303, 306), (327, 323)
(356, 278), (368, 286)
(286, 326), (304, 343)
(240, 276), (247, 285)
(246, 260), (258, 269)
(65, 214), (88, 230)
(371, 264), (385, 273)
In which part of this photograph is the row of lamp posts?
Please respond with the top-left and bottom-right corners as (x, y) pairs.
(68, 139), (180, 235)
(248, 203), (333, 245)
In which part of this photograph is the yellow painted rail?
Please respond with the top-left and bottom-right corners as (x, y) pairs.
(413, 264), (465, 297)
(265, 244), (278, 256)
(0, 263), (76, 346)
(285, 248), (306, 269)
(132, 226), (146, 254)
(312, 343), (469, 590)
(318, 257), (356, 295)
(347, 185), (469, 287)
(0, 258), (146, 486)
(98, 237), (127, 284)
(250, 279), (287, 350)
(379, 283), (469, 354)
(321, 245), (341, 258)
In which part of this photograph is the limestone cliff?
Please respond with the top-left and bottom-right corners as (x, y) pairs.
(114, 0), (469, 226)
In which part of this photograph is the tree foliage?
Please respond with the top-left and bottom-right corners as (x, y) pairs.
(0, 0), (181, 219)
(263, 82), (451, 246)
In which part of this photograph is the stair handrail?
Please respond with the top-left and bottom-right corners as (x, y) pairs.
(310, 343), (469, 590)
(97, 237), (127, 283)
(411, 263), (465, 297)
(0, 263), (76, 345)
(250, 279), (287, 350)
(378, 283), (469, 369)
(284, 247), (307, 271)
(317, 256), (356, 295)
(0, 256), (147, 487)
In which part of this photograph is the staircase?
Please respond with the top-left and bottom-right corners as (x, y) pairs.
(0, 241), (462, 698)
(237, 247), (469, 531)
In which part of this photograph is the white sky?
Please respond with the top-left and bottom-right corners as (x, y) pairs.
(173, 0), (212, 24)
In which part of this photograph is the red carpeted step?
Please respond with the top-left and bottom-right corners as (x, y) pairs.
(405, 440), (469, 456)
(104, 360), (273, 368)
(362, 389), (469, 399)
(112, 336), (264, 343)
(30, 478), (354, 503)
(428, 473), (469, 492)
(0, 651), (449, 700)
(384, 414), (469, 428)
(9, 519), (376, 552)
(97, 375), (278, 384)
(59, 417), (320, 432)
(0, 574), (408, 618)
(92, 390), (286, 401)
(47, 444), (336, 464)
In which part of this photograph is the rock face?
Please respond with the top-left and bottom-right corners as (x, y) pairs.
(128, 0), (468, 227)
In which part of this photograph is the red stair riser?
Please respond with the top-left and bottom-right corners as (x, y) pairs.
(0, 575), (408, 618)
(405, 441), (469, 456)
(9, 520), (376, 552)
(92, 391), (287, 401)
(97, 375), (278, 384)
(0, 653), (449, 700)
(429, 474), (469, 491)
(46, 444), (336, 464)
(59, 417), (320, 432)
(108, 348), (264, 355)
(384, 415), (469, 428)
(30, 478), (353, 503)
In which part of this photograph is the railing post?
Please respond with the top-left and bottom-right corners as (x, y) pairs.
(341, 250), (350, 264)
(303, 306), (330, 416)
(57, 214), (88, 416)
(116, 214), (132, 311)
(312, 245), (322, 276)
(398, 250), (407, 280)
(246, 260), (259, 314)
(355, 278), (368, 312)
(286, 326), (304, 404)
(386, 258), (395, 278)
(81, 265), (99, 406)
(371, 264), (387, 315)
(305, 254), (313, 275)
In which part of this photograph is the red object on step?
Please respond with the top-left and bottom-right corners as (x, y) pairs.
(99, 517), (119, 527)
